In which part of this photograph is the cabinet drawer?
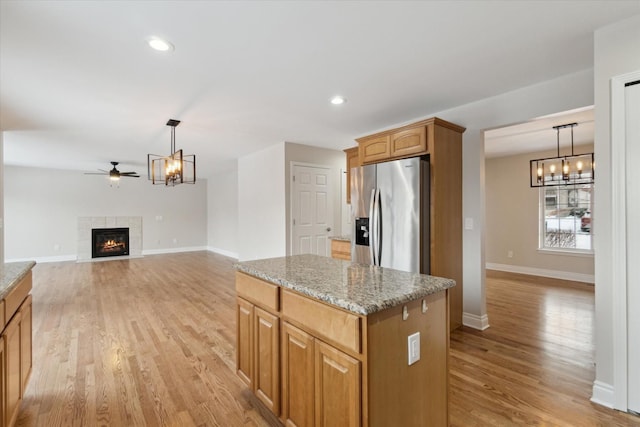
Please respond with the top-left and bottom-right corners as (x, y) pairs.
(236, 272), (279, 312)
(4, 271), (32, 323)
(281, 290), (361, 354)
(1, 300), (4, 329)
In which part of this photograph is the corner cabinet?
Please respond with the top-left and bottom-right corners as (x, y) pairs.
(2, 271), (34, 427)
(236, 271), (449, 427)
(354, 117), (465, 331)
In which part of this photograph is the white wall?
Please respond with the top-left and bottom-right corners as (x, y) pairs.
(0, 132), (4, 262)
(284, 142), (346, 254)
(207, 163), (239, 259)
(3, 165), (208, 262)
(380, 69), (595, 328)
(593, 14), (640, 408)
(485, 147), (594, 283)
(237, 142), (286, 261)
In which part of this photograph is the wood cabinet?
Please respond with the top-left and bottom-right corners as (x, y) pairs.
(282, 322), (314, 427)
(330, 239), (351, 261)
(254, 307), (280, 413)
(358, 135), (390, 165)
(236, 271), (449, 427)
(236, 298), (254, 386)
(355, 117), (465, 331)
(314, 341), (360, 427)
(3, 313), (21, 427)
(2, 270), (33, 427)
(343, 147), (360, 204)
(19, 295), (32, 394)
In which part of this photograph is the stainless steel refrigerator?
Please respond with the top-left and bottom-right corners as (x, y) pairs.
(350, 157), (430, 273)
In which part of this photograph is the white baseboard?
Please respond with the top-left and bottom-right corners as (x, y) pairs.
(207, 246), (239, 260)
(462, 312), (490, 330)
(591, 381), (615, 409)
(5, 254), (77, 264)
(142, 246), (208, 256)
(486, 263), (595, 284)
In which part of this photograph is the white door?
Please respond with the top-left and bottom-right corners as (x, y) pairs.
(626, 80), (640, 414)
(292, 165), (333, 256)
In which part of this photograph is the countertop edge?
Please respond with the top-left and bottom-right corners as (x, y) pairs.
(329, 235), (351, 242)
(234, 262), (455, 316)
(1, 261), (37, 300)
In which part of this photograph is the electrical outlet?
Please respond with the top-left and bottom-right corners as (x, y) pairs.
(507, 250), (514, 258)
(408, 332), (420, 365)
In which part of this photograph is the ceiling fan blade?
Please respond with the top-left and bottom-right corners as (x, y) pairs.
(84, 172), (108, 175)
(98, 169), (109, 173)
(122, 175), (140, 178)
(120, 171), (138, 175)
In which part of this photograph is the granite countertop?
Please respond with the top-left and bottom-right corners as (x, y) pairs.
(329, 235), (351, 242)
(235, 254), (455, 315)
(0, 261), (36, 300)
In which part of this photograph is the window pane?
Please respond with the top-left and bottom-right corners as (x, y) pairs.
(541, 184), (592, 251)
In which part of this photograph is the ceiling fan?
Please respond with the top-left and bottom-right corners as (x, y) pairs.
(85, 161), (140, 180)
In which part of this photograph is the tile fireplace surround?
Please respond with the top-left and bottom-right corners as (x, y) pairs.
(77, 216), (142, 261)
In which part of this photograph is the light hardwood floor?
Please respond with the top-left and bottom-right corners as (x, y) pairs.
(15, 252), (640, 426)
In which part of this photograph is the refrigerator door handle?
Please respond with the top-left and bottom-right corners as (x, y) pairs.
(368, 188), (376, 264)
(374, 188), (382, 266)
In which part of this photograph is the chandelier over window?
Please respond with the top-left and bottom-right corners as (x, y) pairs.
(148, 119), (196, 186)
(529, 122), (594, 187)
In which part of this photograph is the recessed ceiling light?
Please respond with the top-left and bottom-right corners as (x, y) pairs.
(147, 37), (174, 52)
(330, 95), (346, 105)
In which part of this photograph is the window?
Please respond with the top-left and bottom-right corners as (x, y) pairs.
(540, 184), (593, 252)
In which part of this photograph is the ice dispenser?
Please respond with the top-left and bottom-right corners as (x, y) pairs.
(355, 217), (370, 246)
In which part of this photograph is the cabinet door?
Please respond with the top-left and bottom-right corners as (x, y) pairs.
(344, 147), (359, 204)
(390, 127), (426, 159)
(236, 298), (254, 387)
(1, 336), (4, 427)
(282, 322), (314, 427)
(254, 307), (280, 415)
(359, 135), (390, 164)
(3, 312), (22, 427)
(315, 341), (361, 427)
(19, 294), (33, 396)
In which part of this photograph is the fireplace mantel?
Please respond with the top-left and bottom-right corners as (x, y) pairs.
(77, 216), (142, 261)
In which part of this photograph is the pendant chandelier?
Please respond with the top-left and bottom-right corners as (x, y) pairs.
(148, 119), (196, 186)
(529, 122), (594, 187)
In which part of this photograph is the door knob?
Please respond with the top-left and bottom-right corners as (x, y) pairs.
(326, 227), (332, 232)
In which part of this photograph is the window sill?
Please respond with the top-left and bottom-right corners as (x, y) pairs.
(537, 248), (594, 258)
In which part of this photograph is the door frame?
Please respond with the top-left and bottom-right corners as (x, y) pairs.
(289, 161), (335, 256)
(611, 69), (640, 411)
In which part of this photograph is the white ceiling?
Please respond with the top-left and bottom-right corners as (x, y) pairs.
(484, 106), (594, 159)
(1, 1), (638, 178)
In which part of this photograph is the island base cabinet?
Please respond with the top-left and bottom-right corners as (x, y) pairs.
(315, 341), (361, 427)
(254, 307), (280, 414)
(3, 313), (21, 427)
(236, 298), (254, 387)
(19, 295), (33, 394)
(282, 321), (361, 427)
(236, 296), (280, 417)
(281, 322), (314, 427)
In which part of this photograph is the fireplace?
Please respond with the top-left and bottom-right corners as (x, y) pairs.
(92, 227), (130, 258)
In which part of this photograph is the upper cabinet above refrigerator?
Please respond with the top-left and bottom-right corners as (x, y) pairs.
(345, 117), (466, 331)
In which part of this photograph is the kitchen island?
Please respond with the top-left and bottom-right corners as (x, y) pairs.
(235, 254), (455, 427)
(1, 261), (35, 427)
